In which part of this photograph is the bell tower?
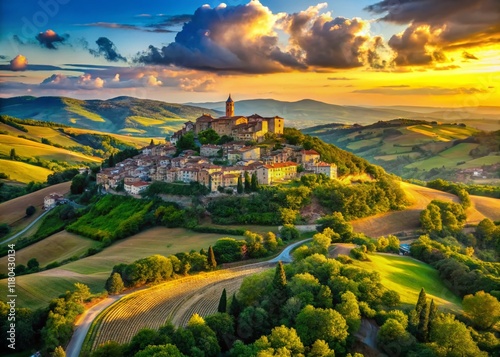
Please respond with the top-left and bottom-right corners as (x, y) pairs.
(225, 94), (234, 117)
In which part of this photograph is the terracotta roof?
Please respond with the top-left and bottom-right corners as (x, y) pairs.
(263, 161), (298, 169)
(301, 149), (320, 155)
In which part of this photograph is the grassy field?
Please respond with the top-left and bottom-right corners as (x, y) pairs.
(405, 143), (478, 170)
(457, 155), (500, 169)
(0, 159), (53, 183)
(0, 135), (101, 164)
(60, 127), (162, 148)
(0, 227), (241, 309)
(354, 254), (462, 311)
(0, 230), (99, 271)
(0, 181), (71, 226)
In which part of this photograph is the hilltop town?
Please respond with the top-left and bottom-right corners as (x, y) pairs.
(97, 95), (337, 194)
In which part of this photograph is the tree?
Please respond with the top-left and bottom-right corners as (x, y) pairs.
(150, 139), (154, 146)
(26, 205), (36, 217)
(108, 153), (115, 167)
(476, 218), (496, 248)
(51, 346), (66, 357)
(27, 258), (39, 271)
(218, 288), (227, 313)
(134, 344), (185, 357)
(266, 325), (305, 356)
(263, 232), (278, 252)
(198, 129), (220, 145)
(9, 148), (16, 160)
(106, 272), (124, 294)
(176, 132), (197, 153)
(415, 288), (427, 316)
(296, 305), (348, 349)
(335, 291), (361, 334)
(377, 318), (415, 354)
(269, 261), (288, 321)
(279, 224), (300, 241)
(73, 282), (91, 303)
(316, 212), (353, 241)
(207, 246), (217, 271)
(417, 299), (430, 342)
(0, 223), (10, 237)
(205, 312), (235, 351)
(229, 292), (242, 319)
(90, 341), (124, 357)
(244, 172), (251, 193)
(309, 339), (335, 357)
(430, 313), (487, 357)
(237, 175), (243, 194)
(428, 299), (438, 332)
(71, 174), (86, 194)
(251, 172), (259, 191)
(463, 291), (500, 330)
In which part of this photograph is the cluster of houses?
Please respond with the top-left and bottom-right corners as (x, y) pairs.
(170, 95), (285, 144)
(96, 142), (337, 195)
(95, 95), (337, 195)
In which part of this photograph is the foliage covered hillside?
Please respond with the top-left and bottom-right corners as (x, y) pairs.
(303, 119), (500, 182)
(0, 96), (220, 136)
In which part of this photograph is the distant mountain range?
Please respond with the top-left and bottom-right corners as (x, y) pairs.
(188, 99), (500, 130)
(0, 96), (498, 138)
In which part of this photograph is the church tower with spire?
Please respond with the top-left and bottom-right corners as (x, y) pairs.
(225, 94), (234, 117)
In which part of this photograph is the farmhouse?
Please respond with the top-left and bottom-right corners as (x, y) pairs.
(44, 193), (64, 209)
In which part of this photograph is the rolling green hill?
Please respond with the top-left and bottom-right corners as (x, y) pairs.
(0, 96), (220, 137)
(303, 120), (500, 182)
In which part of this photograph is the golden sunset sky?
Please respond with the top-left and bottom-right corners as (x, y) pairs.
(0, 0), (498, 107)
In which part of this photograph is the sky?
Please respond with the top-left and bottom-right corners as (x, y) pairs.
(0, 0), (499, 107)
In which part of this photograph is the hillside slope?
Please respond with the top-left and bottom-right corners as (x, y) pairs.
(303, 120), (500, 182)
(0, 96), (220, 136)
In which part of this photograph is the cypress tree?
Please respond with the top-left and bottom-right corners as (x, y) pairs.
(207, 246), (217, 271)
(9, 148), (16, 160)
(244, 171), (251, 193)
(237, 175), (243, 194)
(251, 172), (259, 192)
(108, 153), (115, 167)
(229, 292), (242, 318)
(218, 288), (227, 313)
(415, 288), (427, 316)
(269, 261), (288, 322)
(417, 302), (430, 342)
(428, 299), (438, 332)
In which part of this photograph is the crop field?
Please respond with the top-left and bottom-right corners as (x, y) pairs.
(354, 254), (462, 311)
(0, 135), (101, 164)
(406, 124), (477, 141)
(88, 265), (270, 350)
(0, 159), (53, 183)
(405, 143), (478, 170)
(374, 152), (420, 161)
(457, 155), (500, 169)
(0, 227), (241, 308)
(0, 231), (99, 271)
(0, 181), (71, 226)
(351, 182), (458, 237)
(470, 195), (500, 221)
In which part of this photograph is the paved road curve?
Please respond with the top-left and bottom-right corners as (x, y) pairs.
(65, 295), (123, 357)
(0, 208), (52, 245)
(65, 238), (311, 356)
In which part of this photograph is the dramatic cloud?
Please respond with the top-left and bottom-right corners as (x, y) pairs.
(366, 0), (500, 66)
(353, 86), (492, 96)
(10, 54), (28, 71)
(280, 4), (385, 69)
(89, 37), (127, 62)
(36, 29), (68, 49)
(41, 73), (105, 90)
(136, 1), (304, 73)
(462, 51), (479, 60)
